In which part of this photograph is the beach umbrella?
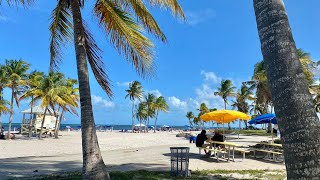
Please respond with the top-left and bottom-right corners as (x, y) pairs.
(200, 110), (251, 140)
(248, 113), (277, 142)
(248, 113), (277, 125)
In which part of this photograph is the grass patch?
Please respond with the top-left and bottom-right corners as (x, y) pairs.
(11, 169), (286, 180)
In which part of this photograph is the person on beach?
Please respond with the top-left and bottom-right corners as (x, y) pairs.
(196, 130), (210, 155)
(0, 127), (5, 139)
(211, 129), (226, 149)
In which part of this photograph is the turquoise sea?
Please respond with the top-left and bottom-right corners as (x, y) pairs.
(1, 123), (187, 131)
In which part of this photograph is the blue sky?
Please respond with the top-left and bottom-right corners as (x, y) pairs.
(0, 1), (320, 126)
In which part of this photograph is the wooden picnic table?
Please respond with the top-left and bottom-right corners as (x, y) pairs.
(206, 140), (241, 162)
(252, 142), (283, 162)
(258, 142), (282, 148)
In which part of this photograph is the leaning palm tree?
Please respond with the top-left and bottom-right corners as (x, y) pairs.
(6, 59), (30, 139)
(186, 111), (194, 127)
(49, 0), (184, 178)
(0, 65), (8, 130)
(54, 78), (79, 139)
(214, 79), (236, 130)
(153, 96), (169, 133)
(125, 81), (143, 133)
(253, 1), (320, 178)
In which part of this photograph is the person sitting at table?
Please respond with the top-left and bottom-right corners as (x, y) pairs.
(211, 129), (226, 149)
(196, 130), (210, 155)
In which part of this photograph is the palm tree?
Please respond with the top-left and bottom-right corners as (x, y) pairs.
(0, 0), (33, 6)
(54, 78), (79, 139)
(144, 93), (156, 132)
(26, 71), (44, 137)
(0, 65), (8, 130)
(186, 112), (194, 127)
(253, 1), (320, 178)
(125, 81), (143, 133)
(153, 96), (169, 133)
(49, 0), (184, 178)
(231, 84), (254, 129)
(214, 79), (236, 130)
(135, 102), (148, 131)
(6, 59), (30, 139)
(197, 103), (209, 128)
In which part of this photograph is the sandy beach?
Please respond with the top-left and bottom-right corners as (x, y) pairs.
(0, 131), (286, 178)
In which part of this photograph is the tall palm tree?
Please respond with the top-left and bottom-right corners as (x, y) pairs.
(26, 71), (44, 137)
(0, 65), (8, 130)
(231, 84), (254, 129)
(125, 81), (143, 133)
(214, 79), (236, 130)
(197, 103), (209, 128)
(135, 102), (148, 131)
(153, 96), (169, 133)
(253, 0), (320, 178)
(0, 0), (33, 6)
(49, 0), (184, 178)
(186, 111), (194, 127)
(6, 59), (30, 139)
(144, 93), (156, 132)
(54, 78), (79, 139)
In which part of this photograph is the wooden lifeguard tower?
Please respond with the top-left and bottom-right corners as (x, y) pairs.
(20, 106), (59, 135)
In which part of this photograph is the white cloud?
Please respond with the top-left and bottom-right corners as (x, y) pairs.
(186, 9), (216, 26)
(116, 82), (130, 87)
(92, 95), (115, 108)
(168, 96), (187, 110)
(147, 89), (162, 98)
(200, 70), (221, 83)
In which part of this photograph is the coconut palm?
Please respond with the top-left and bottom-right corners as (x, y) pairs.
(153, 96), (169, 133)
(135, 102), (148, 131)
(6, 59), (30, 139)
(25, 71), (44, 137)
(144, 93), (156, 132)
(214, 79), (236, 130)
(186, 111), (194, 127)
(49, 0), (184, 178)
(54, 78), (79, 139)
(253, 1), (320, 178)
(0, 65), (8, 130)
(125, 81), (143, 133)
(231, 85), (254, 129)
(196, 103), (209, 128)
(0, 0), (33, 6)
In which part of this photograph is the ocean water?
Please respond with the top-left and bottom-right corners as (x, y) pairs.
(0, 123), (187, 131)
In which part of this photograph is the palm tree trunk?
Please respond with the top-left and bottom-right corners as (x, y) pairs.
(7, 88), (14, 140)
(28, 96), (34, 138)
(39, 106), (48, 139)
(253, 0), (320, 178)
(224, 100), (231, 130)
(71, 1), (110, 179)
(0, 89), (3, 130)
(131, 100), (134, 133)
(154, 111), (158, 133)
(55, 110), (64, 139)
(54, 106), (61, 138)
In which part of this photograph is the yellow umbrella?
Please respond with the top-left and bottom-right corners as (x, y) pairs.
(200, 110), (251, 139)
(200, 110), (251, 123)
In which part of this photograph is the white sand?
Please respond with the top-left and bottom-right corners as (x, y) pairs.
(0, 131), (187, 159)
(0, 131), (286, 178)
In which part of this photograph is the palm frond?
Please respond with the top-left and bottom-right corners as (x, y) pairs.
(1, 0), (33, 7)
(49, 0), (73, 70)
(147, 0), (185, 19)
(83, 23), (113, 97)
(94, 0), (155, 78)
(124, 0), (166, 42)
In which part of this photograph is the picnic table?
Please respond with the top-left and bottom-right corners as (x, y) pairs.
(205, 140), (248, 162)
(251, 142), (283, 162)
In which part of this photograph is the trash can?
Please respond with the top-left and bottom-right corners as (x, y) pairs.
(170, 147), (190, 177)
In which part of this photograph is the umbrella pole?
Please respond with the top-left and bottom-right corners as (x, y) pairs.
(238, 119), (240, 139)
